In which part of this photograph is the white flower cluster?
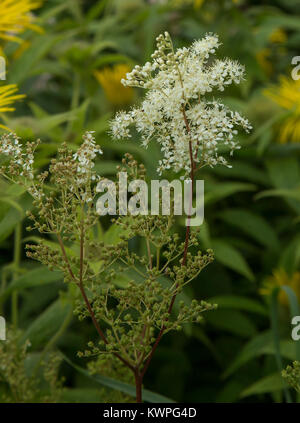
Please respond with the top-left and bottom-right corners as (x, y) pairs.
(73, 131), (103, 185)
(0, 132), (43, 199)
(111, 32), (252, 174)
(0, 132), (36, 180)
(71, 131), (103, 205)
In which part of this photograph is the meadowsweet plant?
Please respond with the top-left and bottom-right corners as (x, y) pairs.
(108, 31), (251, 400)
(0, 32), (251, 403)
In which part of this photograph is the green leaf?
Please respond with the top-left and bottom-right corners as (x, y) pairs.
(30, 111), (77, 135)
(213, 239), (255, 281)
(265, 158), (300, 215)
(0, 267), (62, 302)
(0, 194), (32, 242)
(20, 299), (72, 349)
(192, 327), (222, 366)
(240, 373), (288, 398)
(211, 161), (266, 185)
(255, 188), (300, 202)
(0, 197), (25, 216)
(219, 209), (279, 249)
(205, 182), (257, 206)
(248, 111), (288, 145)
(205, 309), (257, 338)
(103, 223), (132, 245)
(66, 100), (90, 140)
(266, 157), (300, 190)
(224, 332), (272, 379)
(62, 354), (175, 403)
(223, 331), (293, 379)
(280, 235), (300, 272)
(208, 295), (268, 316)
(265, 14), (300, 31)
(8, 34), (61, 84)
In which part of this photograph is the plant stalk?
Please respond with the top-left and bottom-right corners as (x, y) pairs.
(134, 370), (143, 403)
(12, 222), (22, 327)
(140, 109), (195, 382)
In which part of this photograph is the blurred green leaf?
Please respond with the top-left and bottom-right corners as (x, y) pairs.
(224, 331), (295, 379)
(219, 209), (279, 249)
(205, 182), (257, 206)
(20, 299), (72, 349)
(213, 239), (255, 281)
(208, 295), (268, 316)
(280, 235), (300, 273)
(0, 267), (62, 302)
(211, 161), (266, 185)
(8, 34), (62, 84)
(0, 194), (32, 242)
(205, 309), (257, 338)
(265, 158), (300, 215)
(240, 373), (288, 398)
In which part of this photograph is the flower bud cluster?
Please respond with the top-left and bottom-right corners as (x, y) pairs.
(282, 361), (300, 393)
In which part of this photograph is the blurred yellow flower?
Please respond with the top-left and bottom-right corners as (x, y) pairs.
(194, 0), (204, 8)
(269, 28), (287, 44)
(255, 29), (286, 76)
(264, 76), (300, 143)
(0, 0), (42, 44)
(0, 84), (25, 129)
(260, 269), (300, 306)
(256, 48), (273, 75)
(94, 64), (134, 107)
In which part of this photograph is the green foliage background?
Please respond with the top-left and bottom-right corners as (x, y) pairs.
(1, 0), (300, 403)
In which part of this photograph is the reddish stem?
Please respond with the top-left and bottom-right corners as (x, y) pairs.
(135, 370), (143, 403)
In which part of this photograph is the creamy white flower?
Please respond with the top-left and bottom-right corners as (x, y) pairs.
(73, 131), (103, 184)
(110, 32), (252, 174)
(0, 132), (35, 180)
